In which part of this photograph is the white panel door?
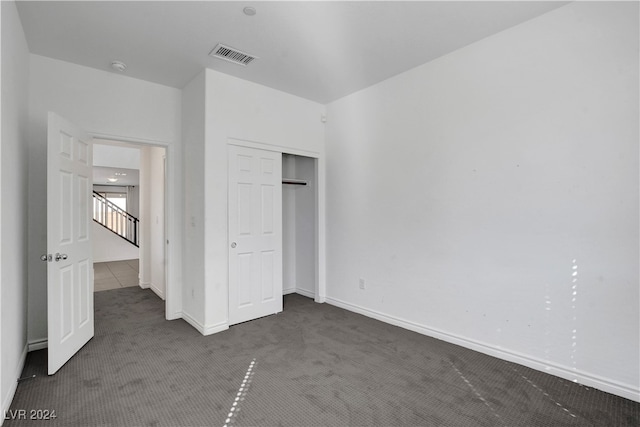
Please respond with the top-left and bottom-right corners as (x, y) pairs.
(228, 145), (282, 325)
(47, 112), (94, 375)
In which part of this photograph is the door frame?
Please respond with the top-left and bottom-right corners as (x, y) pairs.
(227, 138), (326, 304)
(91, 132), (180, 319)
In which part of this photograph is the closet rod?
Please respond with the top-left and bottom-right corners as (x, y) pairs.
(282, 179), (307, 186)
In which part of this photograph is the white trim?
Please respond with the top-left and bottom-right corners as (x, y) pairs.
(1, 345), (27, 425)
(283, 288), (315, 299)
(315, 156), (326, 304)
(149, 282), (165, 300)
(203, 322), (229, 336)
(89, 132), (172, 147)
(325, 296), (640, 403)
(182, 311), (229, 336)
(139, 281), (150, 289)
(166, 310), (182, 321)
(227, 137), (320, 159)
(294, 288), (315, 299)
(181, 311), (205, 333)
(27, 339), (48, 352)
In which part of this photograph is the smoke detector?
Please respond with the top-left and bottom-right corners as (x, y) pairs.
(111, 60), (127, 72)
(209, 44), (257, 66)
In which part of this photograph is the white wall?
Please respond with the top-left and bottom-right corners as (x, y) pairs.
(93, 143), (140, 169)
(139, 147), (151, 289)
(147, 146), (165, 298)
(200, 69), (325, 333)
(181, 70), (206, 331)
(127, 185), (140, 219)
(92, 222), (139, 263)
(325, 2), (639, 401)
(1, 0), (30, 419)
(27, 55), (183, 344)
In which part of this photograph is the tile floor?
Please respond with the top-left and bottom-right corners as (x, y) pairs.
(94, 259), (139, 292)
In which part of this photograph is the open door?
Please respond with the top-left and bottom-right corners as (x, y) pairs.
(46, 112), (94, 374)
(228, 144), (283, 325)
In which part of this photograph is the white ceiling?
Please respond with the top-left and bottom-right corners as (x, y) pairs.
(16, 1), (568, 104)
(93, 141), (140, 186)
(93, 166), (140, 187)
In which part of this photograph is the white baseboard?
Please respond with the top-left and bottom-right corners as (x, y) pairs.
(294, 288), (315, 299)
(149, 282), (165, 300)
(283, 287), (315, 299)
(139, 281), (150, 289)
(202, 321), (228, 336)
(1, 345), (28, 426)
(181, 311), (228, 336)
(325, 296), (640, 403)
(27, 339), (48, 352)
(181, 311), (204, 333)
(166, 310), (182, 321)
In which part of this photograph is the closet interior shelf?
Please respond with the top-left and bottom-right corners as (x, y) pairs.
(282, 178), (307, 186)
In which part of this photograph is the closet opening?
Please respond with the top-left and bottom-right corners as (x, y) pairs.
(282, 153), (318, 300)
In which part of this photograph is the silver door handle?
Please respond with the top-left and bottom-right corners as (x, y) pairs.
(231, 242), (237, 248)
(55, 253), (68, 262)
(41, 254), (52, 262)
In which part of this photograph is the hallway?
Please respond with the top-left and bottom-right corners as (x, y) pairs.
(94, 259), (139, 292)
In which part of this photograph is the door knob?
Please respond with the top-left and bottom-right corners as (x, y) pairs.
(54, 253), (68, 262)
(231, 242), (237, 248)
(41, 254), (52, 262)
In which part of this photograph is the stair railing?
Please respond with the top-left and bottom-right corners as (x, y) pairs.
(92, 191), (139, 247)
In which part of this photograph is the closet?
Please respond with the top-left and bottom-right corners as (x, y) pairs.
(282, 153), (318, 299)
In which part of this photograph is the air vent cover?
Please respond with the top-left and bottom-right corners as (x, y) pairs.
(209, 43), (257, 66)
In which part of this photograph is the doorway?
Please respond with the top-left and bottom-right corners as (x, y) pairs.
(45, 113), (177, 373)
(92, 139), (167, 301)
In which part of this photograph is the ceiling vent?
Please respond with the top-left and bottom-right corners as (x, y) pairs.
(209, 43), (257, 66)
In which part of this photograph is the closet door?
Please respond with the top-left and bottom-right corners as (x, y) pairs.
(228, 145), (283, 325)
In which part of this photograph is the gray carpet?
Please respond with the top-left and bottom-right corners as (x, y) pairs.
(6, 287), (639, 426)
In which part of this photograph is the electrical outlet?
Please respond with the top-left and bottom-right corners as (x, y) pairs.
(359, 278), (366, 290)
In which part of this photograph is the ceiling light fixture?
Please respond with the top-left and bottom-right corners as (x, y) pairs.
(111, 60), (127, 72)
(107, 178), (118, 183)
(243, 6), (256, 16)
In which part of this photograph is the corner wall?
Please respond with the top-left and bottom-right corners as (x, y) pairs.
(181, 70), (206, 331)
(145, 146), (166, 299)
(325, 2), (639, 400)
(1, 0), (30, 418)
